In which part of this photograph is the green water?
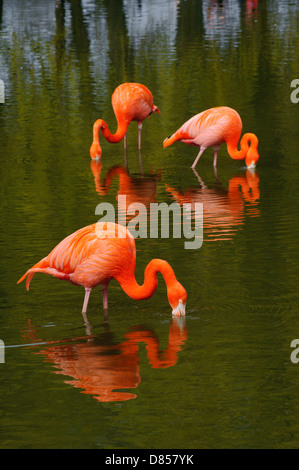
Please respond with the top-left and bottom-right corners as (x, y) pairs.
(1, 0), (299, 449)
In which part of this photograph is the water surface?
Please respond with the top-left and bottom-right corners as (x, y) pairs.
(1, 0), (299, 449)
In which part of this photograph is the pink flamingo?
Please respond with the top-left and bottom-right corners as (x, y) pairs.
(17, 222), (186, 317)
(163, 106), (259, 169)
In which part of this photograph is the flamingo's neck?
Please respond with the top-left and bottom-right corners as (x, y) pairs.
(226, 133), (259, 164)
(94, 118), (129, 143)
(117, 259), (177, 301)
(90, 118), (130, 159)
(163, 131), (189, 149)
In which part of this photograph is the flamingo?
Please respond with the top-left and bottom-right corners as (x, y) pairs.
(90, 83), (160, 160)
(17, 222), (186, 317)
(163, 106), (259, 169)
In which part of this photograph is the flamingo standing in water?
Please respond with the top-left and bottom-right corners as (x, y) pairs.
(163, 106), (259, 169)
(90, 83), (160, 160)
(17, 222), (186, 317)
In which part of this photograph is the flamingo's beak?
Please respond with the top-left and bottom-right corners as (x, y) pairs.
(247, 162), (256, 174)
(172, 299), (186, 317)
(247, 161), (256, 171)
(90, 142), (102, 160)
(163, 137), (171, 149)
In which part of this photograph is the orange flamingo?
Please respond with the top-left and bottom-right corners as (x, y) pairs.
(163, 106), (259, 169)
(90, 83), (160, 160)
(17, 222), (186, 316)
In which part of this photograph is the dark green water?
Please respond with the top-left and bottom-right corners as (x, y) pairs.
(1, 0), (299, 449)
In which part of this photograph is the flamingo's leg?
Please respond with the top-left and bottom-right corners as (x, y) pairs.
(213, 145), (220, 168)
(102, 287), (108, 310)
(138, 122), (142, 150)
(191, 147), (205, 169)
(82, 288), (92, 313)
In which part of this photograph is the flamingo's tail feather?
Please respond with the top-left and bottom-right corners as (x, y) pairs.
(17, 266), (70, 291)
(17, 271), (32, 290)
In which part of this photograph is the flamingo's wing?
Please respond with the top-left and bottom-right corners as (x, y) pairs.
(17, 223), (136, 290)
(180, 109), (232, 148)
(112, 83), (153, 122)
(70, 227), (136, 288)
(17, 225), (99, 290)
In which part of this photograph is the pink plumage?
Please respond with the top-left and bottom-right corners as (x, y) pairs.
(163, 106), (259, 169)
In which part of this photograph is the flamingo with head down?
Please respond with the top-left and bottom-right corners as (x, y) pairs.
(17, 222), (186, 317)
(90, 82), (160, 160)
(163, 106), (259, 170)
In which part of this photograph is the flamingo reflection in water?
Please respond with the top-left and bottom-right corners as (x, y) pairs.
(166, 169), (260, 242)
(23, 317), (187, 403)
(91, 160), (162, 208)
(91, 160), (162, 230)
